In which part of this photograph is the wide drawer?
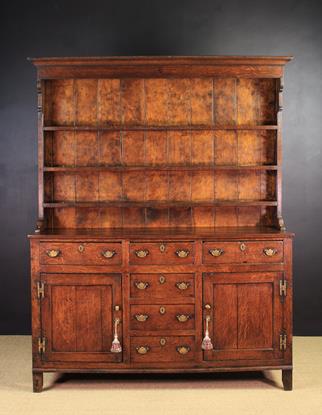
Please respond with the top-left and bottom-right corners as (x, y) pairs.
(39, 242), (122, 265)
(130, 304), (195, 331)
(129, 242), (194, 265)
(203, 241), (284, 264)
(130, 273), (195, 300)
(130, 336), (195, 363)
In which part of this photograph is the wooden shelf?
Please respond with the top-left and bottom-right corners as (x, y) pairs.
(43, 200), (278, 208)
(43, 125), (279, 132)
(44, 165), (278, 173)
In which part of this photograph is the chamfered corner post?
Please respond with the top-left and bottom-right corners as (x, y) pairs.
(282, 369), (293, 391)
(33, 371), (43, 393)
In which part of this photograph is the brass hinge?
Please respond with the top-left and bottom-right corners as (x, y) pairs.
(279, 279), (287, 298)
(37, 281), (45, 299)
(38, 337), (46, 354)
(279, 332), (287, 351)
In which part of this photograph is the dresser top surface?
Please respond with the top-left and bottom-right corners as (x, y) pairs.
(29, 227), (294, 240)
(29, 55), (293, 67)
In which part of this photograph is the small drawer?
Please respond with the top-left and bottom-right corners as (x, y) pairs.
(130, 273), (195, 300)
(129, 242), (194, 265)
(130, 336), (195, 363)
(130, 304), (195, 331)
(203, 241), (284, 264)
(40, 242), (122, 265)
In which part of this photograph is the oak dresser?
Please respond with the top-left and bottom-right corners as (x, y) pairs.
(28, 56), (294, 392)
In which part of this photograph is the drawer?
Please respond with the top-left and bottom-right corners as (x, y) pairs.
(130, 273), (195, 300)
(130, 304), (195, 331)
(203, 241), (284, 264)
(39, 242), (122, 265)
(130, 336), (195, 363)
(129, 241), (194, 265)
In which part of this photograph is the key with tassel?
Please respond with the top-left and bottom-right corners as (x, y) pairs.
(111, 317), (122, 353)
(202, 315), (213, 350)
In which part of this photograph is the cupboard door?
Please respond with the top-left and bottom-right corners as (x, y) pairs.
(41, 273), (122, 363)
(203, 272), (283, 362)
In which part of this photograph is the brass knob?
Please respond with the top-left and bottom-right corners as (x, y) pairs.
(134, 314), (149, 322)
(175, 281), (190, 290)
(159, 306), (166, 315)
(240, 243), (246, 251)
(134, 281), (149, 290)
(209, 248), (224, 257)
(114, 305), (120, 311)
(175, 249), (190, 258)
(263, 247), (277, 257)
(101, 250), (116, 259)
(176, 346), (190, 355)
(78, 244), (85, 253)
(46, 249), (61, 258)
(135, 249), (149, 258)
(176, 314), (191, 323)
(136, 346), (150, 354)
(160, 338), (166, 346)
(159, 275), (166, 284)
(204, 304), (211, 310)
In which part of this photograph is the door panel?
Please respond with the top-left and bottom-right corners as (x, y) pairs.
(41, 273), (122, 363)
(203, 272), (283, 362)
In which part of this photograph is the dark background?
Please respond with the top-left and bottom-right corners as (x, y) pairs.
(1, 0), (321, 335)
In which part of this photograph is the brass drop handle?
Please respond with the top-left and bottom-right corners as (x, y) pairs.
(263, 248), (277, 257)
(175, 281), (190, 291)
(134, 314), (149, 322)
(134, 281), (150, 290)
(46, 249), (61, 258)
(176, 314), (191, 323)
(175, 249), (190, 258)
(135, 249), (149, 258)
(209, 248), (224, 257)
(176, 345), (191, 355)
(101, 250), (116, 259)
(136, 346), (150, 355)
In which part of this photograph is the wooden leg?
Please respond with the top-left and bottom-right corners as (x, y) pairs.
(33, 371), (43, 393)
(282, 369), (293, 391)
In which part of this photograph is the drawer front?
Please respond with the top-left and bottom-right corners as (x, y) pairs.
(129, 242), (194, 265)
(203, 241), (284, 264)
(130, 304), (195, 331)
(130, 336), (195, 363)
(130, 273), (195, 300)
(40, 242), (122, 265)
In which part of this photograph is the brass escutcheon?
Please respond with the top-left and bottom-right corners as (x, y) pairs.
(160, 243), (166, 253)
(240, 243), (246, 251)
(78, 244), (85, 253)
(160, 338), (167, 346)
(159, 306), (166, 315)
(159, 275), (166, 284)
